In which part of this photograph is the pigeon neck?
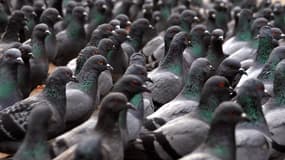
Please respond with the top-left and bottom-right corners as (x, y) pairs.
(190, 39), (207, 58)
(164, 37), (172, 54)
(198, 95), (221, 123)
(129, 29), (143, 52)
(67, 18), (85, 39)
(89, 6), (105, 24)
(274, 15), (285, 28)
(63, 13), (72, 26)
(273, 81), (285, 106)
(215, 12), (229, 30)
(180, 20), (191, 32)
(237, 93), (270, 134)
(160, 6), (170, 21)
(256, 36), (273, 64)
(77, 67), (100, 96)
(0, 62), (18, 98)
(207, 40), (223, 58)
(180, 73), (204, 101)
(236, 18), (251, 41)
(257, 63), (275, 81)
(43, 83), (67, 117)
(96, 109), (121, 133)
(112, 87), (134, 100)
(159, 41), (185, 75)
(203, 123), (236, 160)
(32, 36), (46, 59)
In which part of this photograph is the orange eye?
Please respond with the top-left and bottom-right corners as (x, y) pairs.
(98, 61), (104, 65)
(131, 81), (139, 86)
(218, 82), (225, 88)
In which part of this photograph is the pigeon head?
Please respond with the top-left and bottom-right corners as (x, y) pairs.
(75, 46), (98, 75)
(164, 25), (182, 49)
(97, 23), (114, 37)
(98, 38), (116, 56)
(9, 10), (26, 26)
(130, 18), (153, 34)
(190, 25), (210, 44)
(180, 10), (199, 31)
(250, 17), (269, 38)
(65, 1), (77, 15)
(72, 6), (87, 23)
(273, 2), (283, 15)
(32, 23), (50, 39)
(100, 92), (133, 113)
(217, 58), (246, 86)
(94, 0), (109, 13)
(208, 9), (216, 20)
(46, 67), (77, 86)
(115, 14), (131, 29)
(211, 28), (224, 43)
(82, 55), (113, 74)
(19, 45), (33, 62)
(167, 13), (181, 27)
(125, 64), (152, 82)
(109, 19), (121, 29)
(2, 48), (24, 65)
(129, 52), (145, 66)
(21, 5), (36, 18)
(212, 102), (249, 125)
(33, 1), (45, 16)
(171, 31), (190, 48)
(271, 27), (285, 40)
(111, 29), (129, 44)
(237, 79), (269, 108)
(200, 76), (236, 103)
(189, 58), (215, 80)
(273, 59), (285, 96)
(40, 8), (62, 25)
(113, 75), (150, 100)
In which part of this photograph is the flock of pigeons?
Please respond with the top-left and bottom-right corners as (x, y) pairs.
(0, 0), (285, 160)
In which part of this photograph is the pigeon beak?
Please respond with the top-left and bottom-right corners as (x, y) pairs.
(45, 30), (51, 35)
(112, 30), (116, 34)
(146, 77), (153, 83)
(229, 86), (237, 98)
(209, 65), (215, 71)
(126, 35), (131, 40)
(218, 35), (224, 41)
(254, 34), (260, 40)
(127, 21), (131, 25)
(211, 13), (216, 18)
(28, 52), (34, 58)
(238, 68), (247, 76)
(16, 57), (24, 64)
(83, 12), (88, 17)
(141, 84), (151, 93)
(115, 25), (120, 29)
(32, 11), (37, 17)
(241, 113), (250, 122)
(263, 89), (272, 98)
(106, 64), (113, 70)
(126, 102), (136, 110)
(194, 16), (199, 22)
(102, 4), (108, 10)
(57, 15), (63, 21)
(148, 24), (153, 29)
(71, 75), (79, 82)
(280, 33), (285, 39)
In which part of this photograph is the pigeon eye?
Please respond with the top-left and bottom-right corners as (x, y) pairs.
(218, 81), (225, 88)
(256, 85), (264, 91)
(131, 80), (139, 86)
(98, 60), (104, 65)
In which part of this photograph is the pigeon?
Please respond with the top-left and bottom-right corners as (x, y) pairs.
(65, 55), (113, 131)
(206, 28), (227, 69)
(13, 102), (53, 160)
(125, 76), (235, 160)
(54, 0), (76, 34)
(33, 1), (46, 24)
(0, 10), (26, 51)
(53, 6), (87, 66)
(0, 3), (8, 34)
(179, 10), (199, 32)
(21, 5), (37, 40)
(145, 58), (215, 130)
(54, 92), (135, 160)
(272, 2), (285, 33)
(180, 102), (249, 160)
(0, 48), (24, 109)
(115, 14), (131, 29)
(148, 31), (189, 107)
(28, 23), (51, 91)
(223, 9), (253, 55)
(0, 67), (77, 143)
(40, 8), (62, 62)
(235, 79), (273, 160)
(121, 18), (153, 57)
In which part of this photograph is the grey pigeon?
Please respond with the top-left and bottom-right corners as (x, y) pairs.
(148, 31), (189, 107)
(54, 92), (134, 160)
(13, 102), (53, 160)
(65, 55), (113, 131)
(0, 48), (24, 109)
(0, 67), (77, 143)
(180, 102), (249, 160)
